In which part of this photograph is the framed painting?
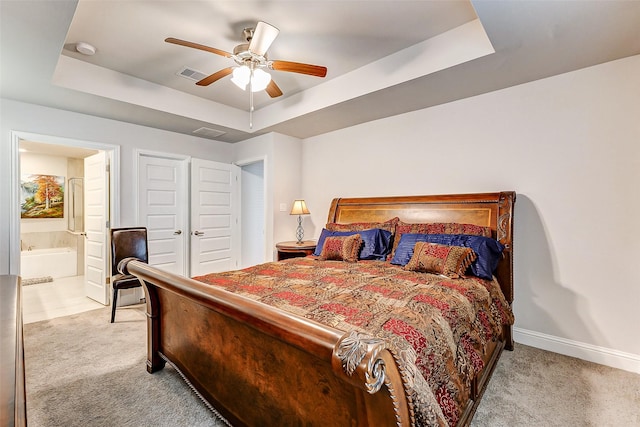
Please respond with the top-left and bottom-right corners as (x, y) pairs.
(21, 174), (65, 219)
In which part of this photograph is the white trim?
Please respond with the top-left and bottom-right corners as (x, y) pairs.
(514, 327), (640, 374)
(230, 164), (241, 270)
(10, 130), (120, 275)
(9, 133), (21, 275)
(235, 156), (266, 167)
(134, 148), (191, 162)
(107, 148), (120, 229)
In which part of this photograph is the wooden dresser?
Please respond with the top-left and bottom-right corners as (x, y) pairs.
(1, 275), (27, 427)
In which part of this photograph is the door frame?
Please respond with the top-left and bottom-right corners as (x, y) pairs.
(9, 130), (120, 276)
(236, 155), (271, 263)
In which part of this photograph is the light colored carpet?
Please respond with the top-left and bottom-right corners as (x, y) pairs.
(24, 306), (226, 427)
(471, 340), (640, 426)
(23, 306), (640, 426)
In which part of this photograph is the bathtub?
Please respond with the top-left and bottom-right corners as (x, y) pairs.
(20, 247), (78, 280)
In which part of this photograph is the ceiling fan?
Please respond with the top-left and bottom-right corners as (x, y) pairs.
(165, 21), (327, 99)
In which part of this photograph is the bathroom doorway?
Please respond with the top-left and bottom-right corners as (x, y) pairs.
(12, 132), (119, 323)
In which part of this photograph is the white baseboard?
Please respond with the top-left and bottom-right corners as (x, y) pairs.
(513, 327), (640, 375)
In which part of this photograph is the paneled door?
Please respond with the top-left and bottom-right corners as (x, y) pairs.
(84, 151), (109, 304)
(138, 154), (188, 276)
(190, 158), (240, 276)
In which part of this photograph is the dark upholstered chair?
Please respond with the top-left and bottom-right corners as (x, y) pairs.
(110, 227), (148, 323)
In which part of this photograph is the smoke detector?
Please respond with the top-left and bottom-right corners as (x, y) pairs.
(76, 42), (96, 56)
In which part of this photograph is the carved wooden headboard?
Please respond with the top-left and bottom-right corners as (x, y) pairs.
(327, 191), (516, 305)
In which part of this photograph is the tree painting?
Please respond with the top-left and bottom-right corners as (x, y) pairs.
(21, 174), (65, 218)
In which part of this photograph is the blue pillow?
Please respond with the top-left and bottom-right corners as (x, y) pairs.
(314, 228), (393, 260)
(390, 233), (504, 280)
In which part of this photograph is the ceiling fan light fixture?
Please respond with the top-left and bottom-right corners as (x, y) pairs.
(165, 20), (325, 128)
(231, 66), (271, 92)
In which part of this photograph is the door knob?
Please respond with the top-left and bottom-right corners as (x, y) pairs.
(193, 231), (204, 236)
(174, 230), (182, 235)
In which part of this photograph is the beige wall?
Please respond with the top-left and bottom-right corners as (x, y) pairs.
(301, 55), (640, 371)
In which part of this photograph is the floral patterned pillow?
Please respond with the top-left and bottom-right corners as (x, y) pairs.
(404, 242), (477, 278)
(318, 234), (362, 263)
(390, 221), (491, 260)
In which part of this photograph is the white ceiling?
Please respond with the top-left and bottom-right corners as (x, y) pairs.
(1, 1), (639, 144)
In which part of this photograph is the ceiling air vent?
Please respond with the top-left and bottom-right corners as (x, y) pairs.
(176, 67), (208, 82)
(193, 127), (227, 139)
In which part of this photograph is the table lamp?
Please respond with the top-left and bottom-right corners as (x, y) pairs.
(290, 199), (310, 244)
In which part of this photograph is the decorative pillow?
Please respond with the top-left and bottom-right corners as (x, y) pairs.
(389, 221), (492, 261)
(391, 233), (504, 279)
(326, 217), (399, 234)
(313, 228), (393, 260)
(404, 242), (477, 278)
(318, 234), (362, 262)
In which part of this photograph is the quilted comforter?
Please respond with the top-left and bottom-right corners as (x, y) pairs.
(194, 257), (514, 426)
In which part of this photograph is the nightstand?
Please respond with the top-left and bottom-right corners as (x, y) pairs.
(276, 240), (317, 261)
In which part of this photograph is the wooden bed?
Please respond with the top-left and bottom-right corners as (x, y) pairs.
(121, 191), (515, 426)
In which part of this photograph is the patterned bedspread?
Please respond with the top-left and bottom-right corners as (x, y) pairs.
(194, 257), (514, 426)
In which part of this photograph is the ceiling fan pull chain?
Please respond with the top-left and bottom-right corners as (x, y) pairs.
(249, 71), (254, 129)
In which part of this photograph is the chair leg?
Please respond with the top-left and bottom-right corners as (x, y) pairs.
(110, 288), (118, 323)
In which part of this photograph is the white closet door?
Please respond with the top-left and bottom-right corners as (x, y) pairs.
(138, 155), (188, 276)
(84, 151), (109, 304)
(190, 158), (240, 276)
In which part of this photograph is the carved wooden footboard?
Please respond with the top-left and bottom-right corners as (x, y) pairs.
(121, 259), (413, 426)
(122, 191), (515, 427)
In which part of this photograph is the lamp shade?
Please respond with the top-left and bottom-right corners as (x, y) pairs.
(290, 200), (310, 215)
(231, 66), (251, 90)
(251, 68), (271, 92)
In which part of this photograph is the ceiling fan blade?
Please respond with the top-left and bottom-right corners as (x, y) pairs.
(270, 60), (327, 78)
(265, 79), (283, 98)
(249, 21), (279, 56)
(165, 37), (232, 58)
(196, 67), (234, 86)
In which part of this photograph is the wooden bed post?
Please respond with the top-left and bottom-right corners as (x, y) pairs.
(142, 280), (165, 373)
(497, 191), (516, 351)
(119, 258), (165, 373)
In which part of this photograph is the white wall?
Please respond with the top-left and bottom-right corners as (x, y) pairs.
(271, 133), (304, 246)
(0, 99), (234, 275)
(302, 55), (640, 372)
